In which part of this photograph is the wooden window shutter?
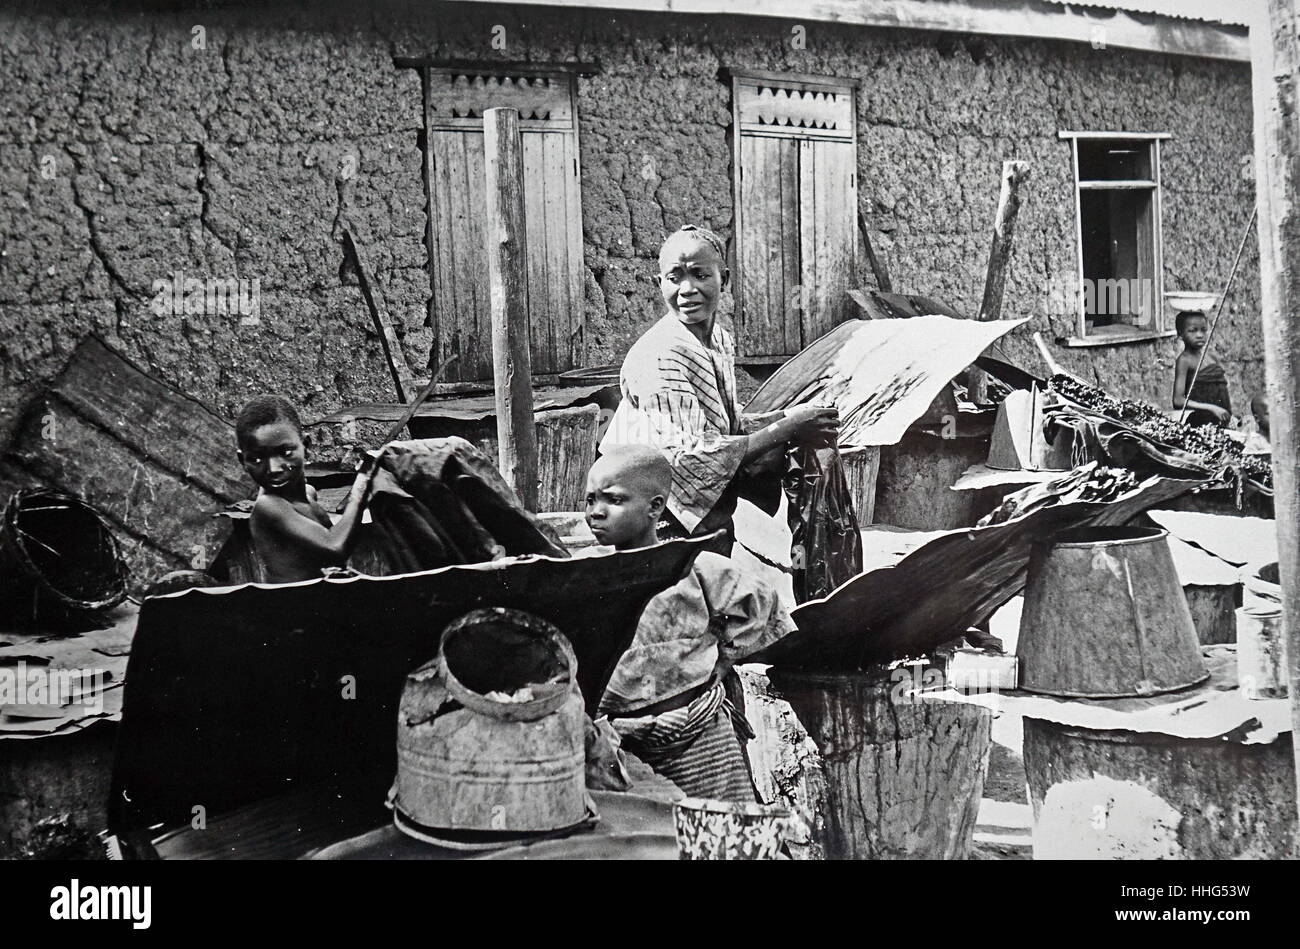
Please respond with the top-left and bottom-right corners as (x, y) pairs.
(732, 73), (859, 358)
(423, 68), (584, 381)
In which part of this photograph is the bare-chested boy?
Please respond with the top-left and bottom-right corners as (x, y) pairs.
(586, 444), (795, 802)
(235, 395), (373, 584)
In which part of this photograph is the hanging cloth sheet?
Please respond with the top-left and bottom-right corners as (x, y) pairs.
(360, 438), (568, 575)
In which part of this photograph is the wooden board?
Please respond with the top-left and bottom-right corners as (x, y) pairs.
(738, 135), (801, 357)
(799, 139), (857, 342)
(0, 336), (246, 585)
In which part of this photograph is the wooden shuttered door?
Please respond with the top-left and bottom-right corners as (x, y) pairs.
(732, 74), (858, 359)
(423, 68), (584, 382)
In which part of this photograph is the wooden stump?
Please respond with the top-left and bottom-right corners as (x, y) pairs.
(1023, 717), (1298, 859)
(768, 666), (992, 859)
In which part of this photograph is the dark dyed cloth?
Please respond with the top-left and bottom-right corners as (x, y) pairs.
(1182, 363), (1232, 428)
(363, 438), (568, 574)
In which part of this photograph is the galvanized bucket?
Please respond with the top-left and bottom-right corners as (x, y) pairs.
(1236, 605), (1289, 700)
(393, 607), (589, 838)
(1017, 525), (1208, 698)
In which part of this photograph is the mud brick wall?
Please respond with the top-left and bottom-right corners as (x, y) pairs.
(0, 1), (1261, 453)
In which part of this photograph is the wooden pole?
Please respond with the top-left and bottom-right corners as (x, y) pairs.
(484, 107), (538, 510)
(970, 161), (1031, 403)
(857, 209), (893, 293)
(1251, 0), (1300, 808)
(342, 227), (417, 404)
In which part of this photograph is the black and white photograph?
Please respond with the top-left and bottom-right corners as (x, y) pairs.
(0, 0), (1293, 925)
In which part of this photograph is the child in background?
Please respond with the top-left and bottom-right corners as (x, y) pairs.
(1244, 395), (1272, 455)
(1172, 311), (1233, 427)
(235, 395), (374, 584)
(586, 445), (796, 802)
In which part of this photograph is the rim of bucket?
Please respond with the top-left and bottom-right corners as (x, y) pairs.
(1043, 524), (1167, 549)
(2, 488), (129, 612)
(1017, 669), (1209, 700)
(673, 797), (791, 819)
(438, 607), (576, 722)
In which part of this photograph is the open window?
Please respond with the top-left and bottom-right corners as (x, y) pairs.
(1060, 131), (1169, 346)
(730, 70), (860, 363)
(419, 64), (586, 382)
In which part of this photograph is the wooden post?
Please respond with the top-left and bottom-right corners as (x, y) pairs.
(857, 209), (893, 293)
(1251, 0), (1300, 807)
(970, 160), (1031, 403)
(484, 107), (538, 510)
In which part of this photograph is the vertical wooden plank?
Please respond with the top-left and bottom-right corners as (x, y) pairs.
(779, 139), (802, 354)
(739, 136), (774, 355)
(421, 68), (440, 376)
(800, 140), (857, 344)
(1252, 0), (1300, 803)
(484, 107), (538, 510)
(1153, 140), (1166, 332)
(522, 132), (551, 373)
(799, 140), (819, 346)
(1070, 138), (1086, 337)
(543, 131), (569, 373)
(564, 130), (584, 369)
(739, 135), (801, 358)
(429, 132), (460, 377)
(470, 130), (494, 381)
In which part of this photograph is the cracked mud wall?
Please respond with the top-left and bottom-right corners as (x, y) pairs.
(0, 2), (1261, 450)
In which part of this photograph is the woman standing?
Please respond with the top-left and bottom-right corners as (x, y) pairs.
(599, 224), (838, 545)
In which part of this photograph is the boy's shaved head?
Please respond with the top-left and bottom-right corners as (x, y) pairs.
(585, 446), (672, 549)
(590, 445), (672, 496)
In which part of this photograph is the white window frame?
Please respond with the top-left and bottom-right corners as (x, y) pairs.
(1059, 130), (1171, 348)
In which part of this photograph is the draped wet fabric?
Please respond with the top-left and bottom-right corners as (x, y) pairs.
(360, 438), (567, 574)
(600, 314), (782, 534)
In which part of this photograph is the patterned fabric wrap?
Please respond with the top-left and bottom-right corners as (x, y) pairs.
(607, 681), (756, 803)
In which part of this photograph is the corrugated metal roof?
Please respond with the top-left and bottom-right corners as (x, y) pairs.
(1063, 0), (1252, 28)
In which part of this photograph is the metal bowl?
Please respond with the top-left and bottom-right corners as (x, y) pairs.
(1164, 291), (1219, 313)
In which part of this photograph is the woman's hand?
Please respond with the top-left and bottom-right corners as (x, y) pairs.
(784, 404), (840, 447)
(1209, 405), (1231, 424)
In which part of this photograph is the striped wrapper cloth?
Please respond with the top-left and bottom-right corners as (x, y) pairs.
(601, 313), (779, 533)
(607, 681), (757, 804)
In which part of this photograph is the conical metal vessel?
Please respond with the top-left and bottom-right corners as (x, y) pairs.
(1018, 525), (1208, 698)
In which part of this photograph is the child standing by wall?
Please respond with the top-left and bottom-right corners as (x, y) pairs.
(1172, 311), (1233, 427)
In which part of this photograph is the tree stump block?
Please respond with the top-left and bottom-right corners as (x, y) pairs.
(1023, 717), (1298, 859)
(769, 666), (992, 859)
